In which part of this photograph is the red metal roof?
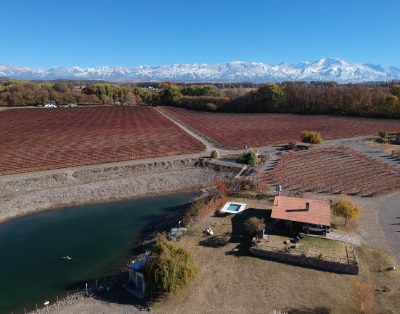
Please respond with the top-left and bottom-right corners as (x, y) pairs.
(271, 196), (331, 227)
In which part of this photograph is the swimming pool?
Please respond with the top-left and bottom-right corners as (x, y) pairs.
(220, 201), (247, 214)
(227, 203), (241, 212)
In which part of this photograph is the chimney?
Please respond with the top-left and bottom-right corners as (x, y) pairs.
(305, 202), (310, 211)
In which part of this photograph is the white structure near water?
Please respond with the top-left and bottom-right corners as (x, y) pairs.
(220, 201), (247, 214)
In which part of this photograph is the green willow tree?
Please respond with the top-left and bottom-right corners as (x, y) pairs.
(144, 234), (198, 293)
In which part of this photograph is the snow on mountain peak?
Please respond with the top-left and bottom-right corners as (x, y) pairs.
(0, 58), (399, 82)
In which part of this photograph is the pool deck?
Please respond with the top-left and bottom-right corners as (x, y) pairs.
(220, 201), (247, 214)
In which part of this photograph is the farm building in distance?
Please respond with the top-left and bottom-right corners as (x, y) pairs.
(271, 196), (331, 235)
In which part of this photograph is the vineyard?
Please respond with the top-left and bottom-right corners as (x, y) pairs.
(0, 107), (205, 175)
(163, 107), (400, 148)
(268, 147), (400, 196)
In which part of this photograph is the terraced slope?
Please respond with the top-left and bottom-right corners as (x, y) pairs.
(268, 147), (400, 196)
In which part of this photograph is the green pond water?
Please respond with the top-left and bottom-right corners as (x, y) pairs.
(0, 192), (197, 314)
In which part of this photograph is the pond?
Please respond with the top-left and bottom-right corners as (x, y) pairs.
(0, 192), (197, 313)
(220, 158), (239, 164)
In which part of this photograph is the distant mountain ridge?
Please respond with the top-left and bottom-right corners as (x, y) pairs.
(1, 57), (400, 83)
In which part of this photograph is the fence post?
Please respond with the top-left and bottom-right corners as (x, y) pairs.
(57, 295), (59, 302)
(36, 304), (38, 310)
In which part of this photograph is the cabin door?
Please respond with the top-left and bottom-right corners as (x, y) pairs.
(137, 273), (144, 293)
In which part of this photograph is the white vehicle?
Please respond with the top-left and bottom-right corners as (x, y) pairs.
(44, 102), (57, 108)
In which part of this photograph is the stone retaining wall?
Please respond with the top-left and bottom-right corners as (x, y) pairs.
(250, 246), (359, 275)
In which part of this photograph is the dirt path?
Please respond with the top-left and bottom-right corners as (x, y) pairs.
(353, 193), (400, 261)
(156, 107), (282, 157)
(156, 107), (215, 153)
(378, 193), (400, 260)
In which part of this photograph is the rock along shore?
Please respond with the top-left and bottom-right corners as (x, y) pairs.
(0, 156), (237, 223)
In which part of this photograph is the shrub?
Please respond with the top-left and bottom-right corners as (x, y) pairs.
(237, 150), (257, 166)
(378, 130), (388, 143)
(244, 217), (265, 237)
(300, 130), (323, 144)
(333, 196), (361, 226)
(215, 181), (229, 197)
(210, 150), (220, 159)
(144, 234), (198, 293)
(240, 179), (256, 191)
(390, 84), (400, 97)
(182, 198), (206, 226)
(205, 102), (218, 111)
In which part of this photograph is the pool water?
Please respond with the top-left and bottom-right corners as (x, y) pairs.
(220, 158), (239, 164)
(227, 203), (242, 212)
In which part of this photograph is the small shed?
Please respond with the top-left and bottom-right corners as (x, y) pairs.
(271, 196), (331, 235)
(128, 256), (148, 294)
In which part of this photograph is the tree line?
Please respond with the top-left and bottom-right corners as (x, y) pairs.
(162, 82), (400, 118)
(0, 80), (157, 107)
(1, 78), (400, 118)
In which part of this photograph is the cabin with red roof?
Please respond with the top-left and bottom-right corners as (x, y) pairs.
(271, 196), (331, 235)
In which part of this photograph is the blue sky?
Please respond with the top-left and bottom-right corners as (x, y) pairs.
(1, 0), (399, 67)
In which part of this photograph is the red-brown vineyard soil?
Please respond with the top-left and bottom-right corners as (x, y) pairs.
(0, 107), (205, 175)
(163, 107), (400, 148)
(269, 147), (400, 196)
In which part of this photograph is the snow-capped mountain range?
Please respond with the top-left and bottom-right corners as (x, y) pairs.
(1, 58), (399, 83)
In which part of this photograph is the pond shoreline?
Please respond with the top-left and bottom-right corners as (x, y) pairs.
(0, 156), (234, 224)
(0, 186), (202, 226)
(28, 190), (205, 314)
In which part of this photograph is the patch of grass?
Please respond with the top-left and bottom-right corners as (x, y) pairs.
(300, 236), (346, 258)
(258, 234), (348, 260)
